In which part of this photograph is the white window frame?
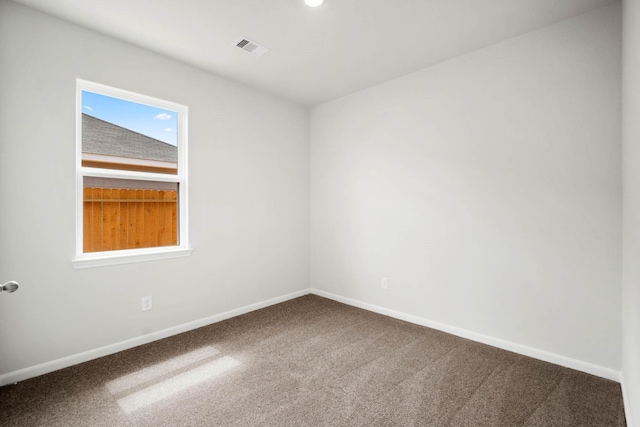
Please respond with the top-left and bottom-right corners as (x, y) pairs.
(72, 79), (191, 269)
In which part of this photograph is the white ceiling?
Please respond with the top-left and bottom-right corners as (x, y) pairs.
(13, 0), (617, 106)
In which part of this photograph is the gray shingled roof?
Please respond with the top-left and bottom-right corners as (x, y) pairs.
(82, 113), (177, 163)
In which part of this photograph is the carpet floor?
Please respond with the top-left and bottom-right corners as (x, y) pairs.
(0, 295), (626, 426)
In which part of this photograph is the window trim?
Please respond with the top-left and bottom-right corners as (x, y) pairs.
(73, 79), (191, 269)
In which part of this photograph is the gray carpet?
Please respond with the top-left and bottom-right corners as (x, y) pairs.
(0, 295), (627, 426)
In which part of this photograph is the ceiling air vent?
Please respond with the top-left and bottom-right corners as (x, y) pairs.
(234, 38), (269, 57)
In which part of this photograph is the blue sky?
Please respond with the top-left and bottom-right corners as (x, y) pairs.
(82, 91), (177, 146)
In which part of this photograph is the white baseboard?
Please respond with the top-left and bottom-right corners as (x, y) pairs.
(1, 287), (623, 388)
(309, 288), (622, 383)
(0, 289), (309, 387)
(621, 374), (635, 427)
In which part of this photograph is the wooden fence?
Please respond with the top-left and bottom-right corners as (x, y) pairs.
(83, 187), (177, 253)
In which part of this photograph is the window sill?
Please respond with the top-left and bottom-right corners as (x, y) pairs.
(72, 247), (193, 269)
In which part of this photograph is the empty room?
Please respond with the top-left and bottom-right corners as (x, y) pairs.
(0, 0), (639, 425)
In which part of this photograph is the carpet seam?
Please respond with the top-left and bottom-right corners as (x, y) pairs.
(519, 372), (567, 426)
(443, 356), (517, 424)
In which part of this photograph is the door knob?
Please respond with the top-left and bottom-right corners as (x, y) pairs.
(1, 281), (19, 293)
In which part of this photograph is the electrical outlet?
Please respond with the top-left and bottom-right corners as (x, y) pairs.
(381, 277), (388, 289)
(141, 296), (152, 311)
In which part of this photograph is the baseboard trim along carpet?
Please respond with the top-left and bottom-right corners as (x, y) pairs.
(2, 294), (626, 426)
(308, 288), (622, 383)
(620, 375), (635, 427)
(0, 289), (309, 387)
(0, 287), (622, 388)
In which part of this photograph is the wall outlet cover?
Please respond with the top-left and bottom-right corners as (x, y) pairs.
(141, 296), (153, 311)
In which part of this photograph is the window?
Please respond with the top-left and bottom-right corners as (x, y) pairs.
(73, 80), (191, 268)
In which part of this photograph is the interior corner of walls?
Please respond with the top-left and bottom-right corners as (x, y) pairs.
(620, 374), (634, 427)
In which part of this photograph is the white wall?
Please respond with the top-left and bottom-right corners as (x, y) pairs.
(311, 4), (622, 371)
(0, 0), (309, 377)
(622, 0), (640, 424)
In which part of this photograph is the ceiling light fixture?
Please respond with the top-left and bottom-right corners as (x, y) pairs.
(304, 0), (324, 7)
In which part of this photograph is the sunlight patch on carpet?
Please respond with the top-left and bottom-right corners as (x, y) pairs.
(116, 356), (241, 414)
(106, 346), (220, 394)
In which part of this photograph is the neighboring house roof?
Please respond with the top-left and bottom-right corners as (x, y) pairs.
(82, 113), (177, 163)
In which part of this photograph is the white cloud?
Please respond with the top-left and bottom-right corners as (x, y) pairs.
(165, 128), (172, 132)
(154, 113), (172, 120)
(83, 105), (93, 111)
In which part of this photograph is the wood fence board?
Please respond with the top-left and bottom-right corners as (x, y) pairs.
(135, 189), (145, 249)
(150, 189), (160, 248)
(171, 190), (178, 245)
(127, 189), (137, 249)
(119, 189), (128, 249)
(91, 188), (103, 252)
(83, 188), (92, 252)
(102, 188), (113, 250)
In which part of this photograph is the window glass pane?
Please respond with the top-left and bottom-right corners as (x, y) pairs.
(81, 91), (178, 174)
(83, 177), (178, 253)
